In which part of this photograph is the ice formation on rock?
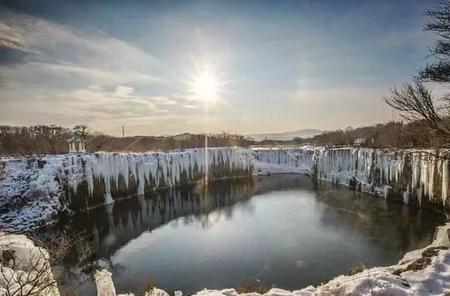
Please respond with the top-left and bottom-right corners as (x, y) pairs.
(1, 147), (449, 232)
(70, 148), (254, 204)
(95, 269), (118, 296)
(254, 147), (448, 203)
(0, 156), (71, 231)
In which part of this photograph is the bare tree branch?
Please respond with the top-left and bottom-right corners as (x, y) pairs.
(384, 81), (450, 137)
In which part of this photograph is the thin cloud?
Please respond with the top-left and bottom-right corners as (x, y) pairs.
(0, 8), (181, 130)
(0, 9), (162, 84)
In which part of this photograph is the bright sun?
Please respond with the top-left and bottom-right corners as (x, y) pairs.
(194, 73), (218, 99)
(189, 66), (221, 103)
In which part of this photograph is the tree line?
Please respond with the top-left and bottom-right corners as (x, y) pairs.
(295, 120), (447, 149)
(0, 119), (448, 155)
(0, 125), (254, 156)
(0, 125), (71, 156)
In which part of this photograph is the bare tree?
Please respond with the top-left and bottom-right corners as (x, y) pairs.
(420, 1), (450, 83)
(48, 125), (64, 154)
(384, 1), (450, 147)
(384, 81), (450, 137)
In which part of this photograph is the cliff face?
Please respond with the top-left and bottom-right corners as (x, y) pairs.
(254, 148), (449, 209)
(65, 148), (254, 209)
(1, 147), (449, 232)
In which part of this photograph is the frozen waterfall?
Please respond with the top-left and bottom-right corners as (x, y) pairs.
(1, 147), (449, 231)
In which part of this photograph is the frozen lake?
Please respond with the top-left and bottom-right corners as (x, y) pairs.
(51, 174), (445, 295)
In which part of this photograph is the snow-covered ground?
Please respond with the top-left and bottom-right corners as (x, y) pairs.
(0, 147), (448, 232)
(0, 156), (69, 231)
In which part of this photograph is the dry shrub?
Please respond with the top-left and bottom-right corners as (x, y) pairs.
(346, 263), (366, 276)
(137, 275), (158, 296)
(234, 279), (270, 294)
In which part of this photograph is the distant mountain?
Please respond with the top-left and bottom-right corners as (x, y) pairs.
(248, 129), (322, 141)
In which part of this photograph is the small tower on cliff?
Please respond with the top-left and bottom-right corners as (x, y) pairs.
(67, 135), (86, 153)
(67, 125), (87, 153)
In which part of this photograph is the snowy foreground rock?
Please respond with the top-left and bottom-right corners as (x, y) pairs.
(1, 147), (449, 231)
(93, 223), (450, 296)
(0, 233), (59, 296)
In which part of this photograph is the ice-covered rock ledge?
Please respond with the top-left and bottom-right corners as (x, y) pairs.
(1, 147), (449, 232)
(95, 223), (450, 296)
(0, 156), (69, 232)
(254, 147), (450, 209)
(0, 148), (254, 231)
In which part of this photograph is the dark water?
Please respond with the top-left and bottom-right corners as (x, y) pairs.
(52, 174), (445, 295)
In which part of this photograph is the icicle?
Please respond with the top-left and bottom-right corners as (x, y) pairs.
(104, 193), (114, 205)
(384, 185), (391, 199)
(442, 159), (448, 205)
(403, 189), (410, 205)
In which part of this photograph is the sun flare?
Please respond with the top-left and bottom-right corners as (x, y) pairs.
(188, 66), (222, 103)
(194, 73), (218, 99)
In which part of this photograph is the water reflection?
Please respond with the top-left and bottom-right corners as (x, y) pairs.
(51, 174), (445, 296)
(67, 176), (314, 259)
(315, 186), (439, 260)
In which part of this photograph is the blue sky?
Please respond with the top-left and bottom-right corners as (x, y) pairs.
(0, 0), (440, 135)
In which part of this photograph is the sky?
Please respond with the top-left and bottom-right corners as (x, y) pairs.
(0, 0), (441, 136)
